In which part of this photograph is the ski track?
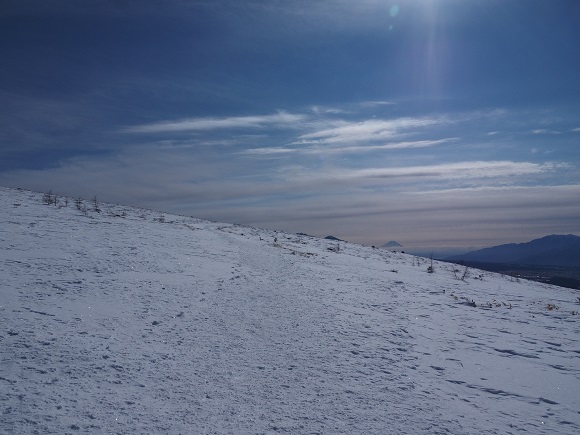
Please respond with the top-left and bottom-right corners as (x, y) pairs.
(1, 187), (579, 434)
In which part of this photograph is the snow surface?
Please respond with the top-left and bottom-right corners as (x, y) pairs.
(1, 186), (579, 434)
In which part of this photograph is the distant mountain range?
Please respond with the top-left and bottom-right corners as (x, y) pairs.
(446, 234), (580, 268)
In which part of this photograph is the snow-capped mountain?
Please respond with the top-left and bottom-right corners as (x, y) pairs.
(1, 187), (579, 434)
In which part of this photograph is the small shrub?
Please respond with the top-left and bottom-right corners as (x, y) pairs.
(42, 190), (55, 205)
(327, 244), (340, 253)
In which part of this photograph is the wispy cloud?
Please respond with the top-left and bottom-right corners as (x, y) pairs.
(307, 101), (395, 116)
(122, 109), (458, 159)
(240, 147), (297, 156)
(242, 138), (456, 156)
(284, 161), (568, 184)
(293, 116), (447, 145)
(124, 111), (306, 133)
(310, 138), (457, 154)
(357, 101), (395, 108)
(355, 161), (552, 180)
(530, 129), (561, 135)
(308, 105), (347, 115)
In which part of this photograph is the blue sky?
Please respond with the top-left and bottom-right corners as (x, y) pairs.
(1, 0), (579, 253)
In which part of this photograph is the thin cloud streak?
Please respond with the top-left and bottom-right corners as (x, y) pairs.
(308, 105), (348, 115)
(287, 161), (567, 183)
(124, 111), (306, 133)
(241, 138), (457, 156)
(240, 147), (297, 156)
(531, 129), (561, 135)
(294, 117), (447, 145)
(357, 101), (395, 107)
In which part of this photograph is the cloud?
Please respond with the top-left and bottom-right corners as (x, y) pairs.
(240, 147), (297, 156)
(242, 138), (456, 156)
(530, 129), (561, 135)
(308, 105), (347, 115)
(293, 116), (447, 145)
(123, 111), (306, 133)
(121, 110), (460, 161)
(1, 138), (577, 249)
(285, 161), (566, 184)
(307, 101), (395, 116)
(122, 108), (503, 158)
(357, 101), (396, 108)
(312, 138), (457, 154)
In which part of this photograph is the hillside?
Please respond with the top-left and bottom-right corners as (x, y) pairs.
(447, 234), (580, 267)
(1, 187), (579, 434)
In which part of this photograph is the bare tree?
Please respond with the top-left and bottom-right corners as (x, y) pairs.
(92, 195), (100, 213)
(452, 267), (460, 280)
(461, 266), (470, 281)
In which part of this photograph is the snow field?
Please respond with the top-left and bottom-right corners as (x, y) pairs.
(1, 187), (579, 434)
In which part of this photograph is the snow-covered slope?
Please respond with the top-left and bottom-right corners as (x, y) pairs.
(1, 187), (579, 434)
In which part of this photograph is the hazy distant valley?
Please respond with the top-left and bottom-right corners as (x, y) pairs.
(441, 234), (580, 290)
